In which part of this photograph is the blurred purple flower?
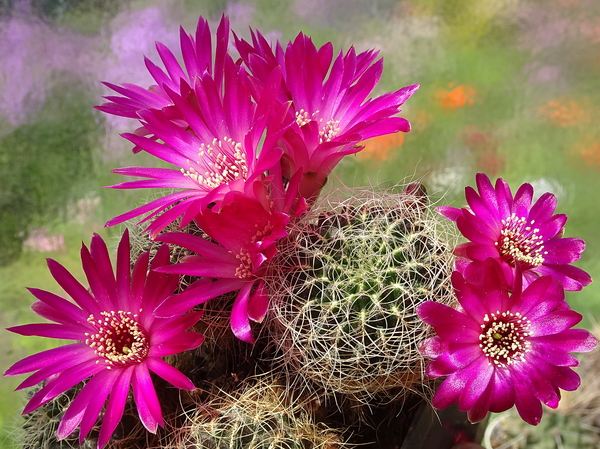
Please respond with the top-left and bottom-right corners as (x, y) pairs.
(0, 14), (95, 127)
(235, 30), (419, 200)
(437, 173), (592, 291)
(418, 259), (597, 425)
(4, 231), (203, 448)
(155, 192), (289, 343)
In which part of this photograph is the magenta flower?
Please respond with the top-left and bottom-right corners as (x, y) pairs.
(96, 16), (230, 128)
(98, 16), (288, 236)
(4, 231), (203, 448)
(437, 173), (592, 291)
(155, 191), (289, 343)
(418, 259), (597, 425)
(235, 30), (419, 200)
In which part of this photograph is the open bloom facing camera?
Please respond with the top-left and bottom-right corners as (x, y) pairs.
(4, 231), (204, 448)
(437, 173), (592, 291)
(235, 28), (419, 200)
(417, 259), (597, 425)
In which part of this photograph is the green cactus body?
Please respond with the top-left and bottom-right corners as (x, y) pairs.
(268, 185), (456, 401)
(177, 378), (347, 449)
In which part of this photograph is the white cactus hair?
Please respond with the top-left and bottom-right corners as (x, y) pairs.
(163, 375), (349, 449)
(265, 183), (458, 404)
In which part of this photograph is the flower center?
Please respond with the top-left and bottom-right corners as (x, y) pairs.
(319, 119), (341, 143)
(85, 311), (149, 368)
(479, 310), (531, 367)
(495, 214), (547, 269)
(181, 137), (247, 189)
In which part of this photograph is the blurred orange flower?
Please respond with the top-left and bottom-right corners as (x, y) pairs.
(436, 84), (476, 109)
(538, 97), (585, 127)
(358, 132), (405, 161)
(405, 108), (433, 133)
(579, 142), (600, 168)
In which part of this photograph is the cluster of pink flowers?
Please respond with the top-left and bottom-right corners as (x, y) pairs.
(5, 16), (417, 448)
(4, 14), (597, 449)
(418, 173), (597, 425)
(95, 15), (417, 345)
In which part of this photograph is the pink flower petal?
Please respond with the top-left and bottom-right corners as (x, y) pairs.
(8, 323), (86, 340)
(531, 329), (598, 353)
(23, 360), (104, 415)
(435, 206), (462, 221)
(150, 332), (205, 357)
(528, 192), (558, 223)
(247, 281), (269, 323)
(115, 230), (131, 310)
(146, 357), (196, 390)
(417, 301), (480, 340)
(487, 371), (515, 413)
(534, 263), (592, 291)
(458, 358), (494, 411)
(149, 311), (204, 346)
(543, 237), (585, 264)
(26, 288), (87, 323)
(80, 244), (113, 309)
(529, 310), (583, 337)
(155, 278), (243, 317)
(16, 347), (97, 390)
(5, 343), (91, 376)
(57, 370), (117, 441)
(230, 282), (255, 343)
(132, 364), (163, 433)
(46, 259), (101, 316)
(97, 367), (134, 448)
(156, 232), (232, 262)
(511, 370), (543, 425)
(426, 344), (483, 377)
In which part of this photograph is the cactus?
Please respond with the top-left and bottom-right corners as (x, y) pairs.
(266, 184), (456, 402)
(19, 385), (91, 449)
(165, 376), (348, 449)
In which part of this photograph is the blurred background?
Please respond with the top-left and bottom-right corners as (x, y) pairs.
(1, 0), (599, 447)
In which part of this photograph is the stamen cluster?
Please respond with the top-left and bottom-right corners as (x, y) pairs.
(234, 248), (254, 279)
(496, 214), (546, 268)
(318, 119), (341, 143)
(85, 310), (149, 368)
(479, 311), (531, 367)
(181, 137), (247, 189)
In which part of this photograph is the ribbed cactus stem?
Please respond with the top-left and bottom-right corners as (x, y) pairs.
(173, 377), (348, 449)
(267, 184), (457, 402)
